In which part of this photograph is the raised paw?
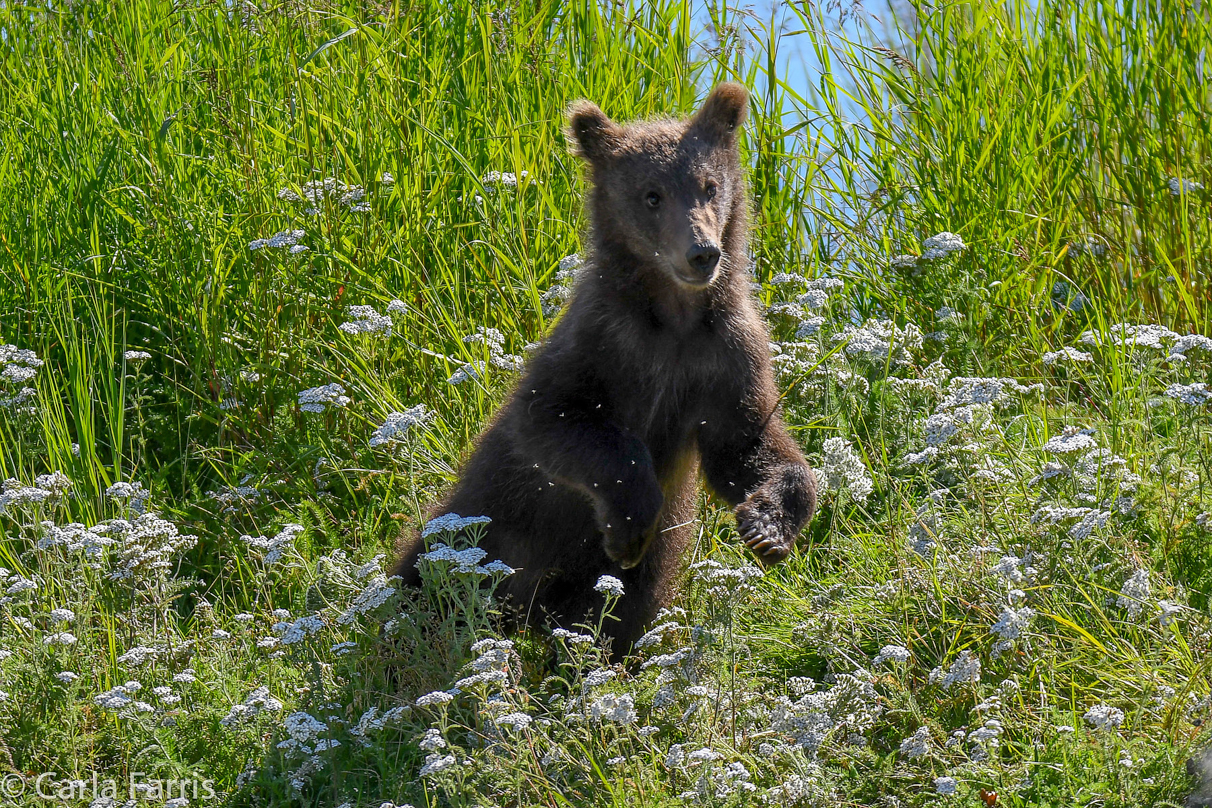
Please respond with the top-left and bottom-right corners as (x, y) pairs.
(735, 499), (793, 567)
(602, 522), (655, 570)
(597, 484), (664, 570)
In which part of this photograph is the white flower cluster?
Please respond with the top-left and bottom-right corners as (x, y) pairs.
(0, 472), (72, 515)
(298, 382), (350, 413)
(821, 437), (874, 501)
(587, 692), (637, 724)
(891, 231), (966, 269)
(220, 686), (284, 726)
(106, 513), (198, 583)
(1083, 703), (1125, 730)
(835, 318), (922, 365)
(1117, 569), (1150, 618)
(990, 605), (1035, 650)
(482, 170), (528, 189)
(207, 483), (260, 512)
(447, 360), (485, 385)
(94, 680), (154, 714)
(929, 650), (981, 690)
(273, 614), (325, 645)
(462, 326), (525, 372)
(419, 543), (513, 577)
(339, 305), (393, 337)
(337, 574), (401, 625)
(241, 523), (304, 565)
(593, 574), (625, 598)
(768, 670), (880, 754)
(0, 345), (40, 412)
(421, 512), (492, 538)
(369, 405), (432, 447)
(1043, 346), (1094, 365)
(1080, 323), (1212, 366)
(278, 177), (369, 213)
(921, 231), (966, 260)
(874, 644), (910, 665)
(1042, 426), (1098, 454)
(249, 228), (308, 253)
(1165, 382), (1212, 406)
(899, 726), (931, 759)
(1168, 177), (1203, 195)
(688, 560), (761, 600)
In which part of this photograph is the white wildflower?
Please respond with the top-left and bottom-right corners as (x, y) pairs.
(874, 645), (910, 665)
(594, 575), (625, 597)
(821, 437), (873, 501)
(899, 726), (931, 759)
(921, 231), (966, 260)
(1083, 703), (1125, 730)
(1168, 177), (1203, 195)
(1117, 569), (1150, 618)
(588, 693), (637, 724)
(1042, 427), (1098, 454)
(1165, 383), (1212, 406)
(297, 383), (350, 413)
(929, 650), (981, 690)
(1043, 346), (1094, 365)
(421, 512), (491, 538)
(339, 305), (393, 337)
(935, 776), (958, 795)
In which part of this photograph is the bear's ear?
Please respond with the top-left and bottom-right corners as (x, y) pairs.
(566, 100), (623, 165)
(690, 82), (748, 145)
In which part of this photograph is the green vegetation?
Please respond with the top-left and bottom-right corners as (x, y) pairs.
(1, 1), (1210, 806)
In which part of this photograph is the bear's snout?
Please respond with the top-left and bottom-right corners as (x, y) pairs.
(684, 241), (721, 281)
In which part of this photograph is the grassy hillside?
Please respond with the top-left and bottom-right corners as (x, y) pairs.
(1, 0), (1211, 805)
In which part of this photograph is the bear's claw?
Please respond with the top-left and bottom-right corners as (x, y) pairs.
(738, 507), (791, 566)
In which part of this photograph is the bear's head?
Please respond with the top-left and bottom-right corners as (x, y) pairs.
(567, 83), (748, 289)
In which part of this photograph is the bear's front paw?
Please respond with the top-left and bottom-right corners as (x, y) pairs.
(597, 485), (663, 570)
(735, 497), (793, 567)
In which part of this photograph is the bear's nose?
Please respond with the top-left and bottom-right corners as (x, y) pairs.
(686, 242), (721, 275)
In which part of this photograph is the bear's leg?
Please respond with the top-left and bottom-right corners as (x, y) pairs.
(698, 404), (816, 566)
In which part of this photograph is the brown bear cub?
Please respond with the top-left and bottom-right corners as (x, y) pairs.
(393, 83), (817, 653)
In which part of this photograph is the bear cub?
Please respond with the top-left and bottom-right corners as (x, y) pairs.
(394, 83), (817, 653)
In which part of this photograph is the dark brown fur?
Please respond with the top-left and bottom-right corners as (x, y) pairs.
(393, 83), (817, 653)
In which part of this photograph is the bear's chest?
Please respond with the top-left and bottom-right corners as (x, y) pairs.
(606, 329), (744, 466)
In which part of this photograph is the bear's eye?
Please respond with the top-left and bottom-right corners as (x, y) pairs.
(705, 183), (718, 200)
(645, 191), (661, 209)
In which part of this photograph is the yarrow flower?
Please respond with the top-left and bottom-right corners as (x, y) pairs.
(421, 512), (491, 538)
(921, 231), (966, 260)
(339, 305), (393, 337)
(1042, 427), (1098, 454)
(929, 650), (981, 690)
(874, 644), (910, 665)
(124, 350), (151, 363)
(1117, 569), (1150, 617)
(899, 726), (931, 759)
(241, 524), (304, 565)
(990, 605), (1035, 648)
(821, 437), (874, 501)
(1168, 177), (1203, 195)
(249, 229), (306, 252)
(594, 575), (625, 598)
(416, 690), (454, 708)
(1043, 346), (1094, 365)
(1083, 703), (1125, 730)
(297, 383), (350, 413)
(369, 405), (432, 447)
(1165, 382), (1212, 406)
(934, 776), (958, 795)
(588, 692), (637, 724)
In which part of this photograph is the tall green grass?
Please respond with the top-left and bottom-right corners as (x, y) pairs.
(2, 1), (1212, 805)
